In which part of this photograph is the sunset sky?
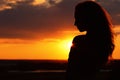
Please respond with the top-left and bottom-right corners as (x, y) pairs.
(0, 0), (120, 60)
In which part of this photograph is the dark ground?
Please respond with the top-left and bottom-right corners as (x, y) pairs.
(0, 60), (67, 80)
(0, 59), (120, 80)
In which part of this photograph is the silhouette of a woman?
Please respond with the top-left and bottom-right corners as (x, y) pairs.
(66, 1), (115, 80)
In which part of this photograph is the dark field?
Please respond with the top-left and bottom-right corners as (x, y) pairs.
(0, 59), (120, 80)
(0, 60), (67, 80)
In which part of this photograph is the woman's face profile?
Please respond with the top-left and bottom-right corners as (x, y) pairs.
(74, 17), (87, 32)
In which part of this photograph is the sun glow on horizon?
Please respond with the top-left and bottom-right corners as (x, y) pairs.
(59, 39), (72, 52)
(0, 27), (119, 60)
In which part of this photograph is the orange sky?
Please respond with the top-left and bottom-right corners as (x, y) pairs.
(0, 0), (120, 60)
(0, 29), (79, 60)
(0, 27), (119, 60)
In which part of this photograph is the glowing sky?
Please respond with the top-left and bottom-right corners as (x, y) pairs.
(0, 0), (120, 60)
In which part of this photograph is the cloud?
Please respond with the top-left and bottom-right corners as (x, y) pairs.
(0, 38), (33, 44)
(42, 38), (61, 43)
(0, 0), (63, 11)
(97, 0), (120, 25)
(32, 0), (46, 6)
(114, 26), (120, 35)
(0, 0), (76, 40)
(0, 0), (119, 41)
(117, 14), (120, 17)
(0, 0), (26, 11)
(32, 0), (63, 8)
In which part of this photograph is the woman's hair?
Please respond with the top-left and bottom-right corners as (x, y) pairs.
(74, 1), (115, 60)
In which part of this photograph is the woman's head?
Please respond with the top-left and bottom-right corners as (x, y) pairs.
(74, 1), (115, 59)
(74, 1), (112, 33)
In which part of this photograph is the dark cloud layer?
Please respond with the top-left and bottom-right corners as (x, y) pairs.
(98, 0), (120, 25)
(0, 0), (119, 40)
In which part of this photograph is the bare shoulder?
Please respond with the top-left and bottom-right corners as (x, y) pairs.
(72, 35), (86, 44)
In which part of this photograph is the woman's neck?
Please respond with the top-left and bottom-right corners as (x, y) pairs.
(86, 30), (101, 38)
